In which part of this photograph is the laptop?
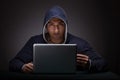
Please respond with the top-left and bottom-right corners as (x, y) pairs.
(33, 44), (77, 74)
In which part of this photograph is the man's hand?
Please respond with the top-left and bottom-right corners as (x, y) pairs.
(77, 53), (89, 67)
(22, 62), (33, 73)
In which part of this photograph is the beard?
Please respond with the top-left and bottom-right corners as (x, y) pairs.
(49, 33), (65, 43)
(51, 33), (64, 39)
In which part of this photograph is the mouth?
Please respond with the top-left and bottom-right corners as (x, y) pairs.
(53, 35), (61, 38)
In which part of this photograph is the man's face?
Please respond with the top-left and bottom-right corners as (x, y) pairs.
(46, 18), (65, 40)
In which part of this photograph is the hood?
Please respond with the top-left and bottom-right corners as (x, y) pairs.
(43, 6), (68, 44)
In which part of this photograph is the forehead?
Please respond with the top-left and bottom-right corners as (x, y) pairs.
(49, 17), (64, 23)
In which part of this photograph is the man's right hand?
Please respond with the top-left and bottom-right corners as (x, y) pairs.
(22, 62), (33, 73)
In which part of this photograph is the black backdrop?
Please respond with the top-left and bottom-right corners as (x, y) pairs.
(0, 0), (119, 75)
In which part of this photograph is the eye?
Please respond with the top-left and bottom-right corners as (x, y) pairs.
(47, 22), (53, 26)
(59, 22), (65, 26)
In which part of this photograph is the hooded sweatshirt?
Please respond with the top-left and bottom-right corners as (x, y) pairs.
(43, 6), (68, 43)
(9, 6), (108, 73)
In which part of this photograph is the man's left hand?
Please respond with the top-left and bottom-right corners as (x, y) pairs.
(77, 53), (89, 67)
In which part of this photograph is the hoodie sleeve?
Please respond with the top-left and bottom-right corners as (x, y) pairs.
(77, 39), (108, 72)
(9, 37), (34, 72)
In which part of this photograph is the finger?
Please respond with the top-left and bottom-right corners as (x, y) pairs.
(77, 54), (89, 61)
(28, 63), (33, 67)
(77, 60), (88, 64)
(77, 57), (88, 61)
(26, 63), (33, 71)
(25, 66), (33, 73)
(77, 54), (88, 58)
(77, 59), (80, 62)
(26, 65), (33, 71)
(25, 67), (32, 72)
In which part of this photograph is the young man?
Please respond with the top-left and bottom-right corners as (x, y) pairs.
(9, 6), (107, 73)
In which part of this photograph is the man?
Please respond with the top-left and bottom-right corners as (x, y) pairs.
(9, 6), (107, 73)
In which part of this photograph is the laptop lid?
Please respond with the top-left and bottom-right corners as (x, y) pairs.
(33, 44), (77, 74)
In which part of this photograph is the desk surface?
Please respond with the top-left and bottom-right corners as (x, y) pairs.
(0, 71), (119, 79)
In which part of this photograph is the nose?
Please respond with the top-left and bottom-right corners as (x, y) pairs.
(54, 26), (59, 34)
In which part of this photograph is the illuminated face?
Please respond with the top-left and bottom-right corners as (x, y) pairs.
(46, 18), (65, 42)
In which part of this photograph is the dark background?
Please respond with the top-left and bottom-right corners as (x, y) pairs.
(0, 0), (119, 75)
